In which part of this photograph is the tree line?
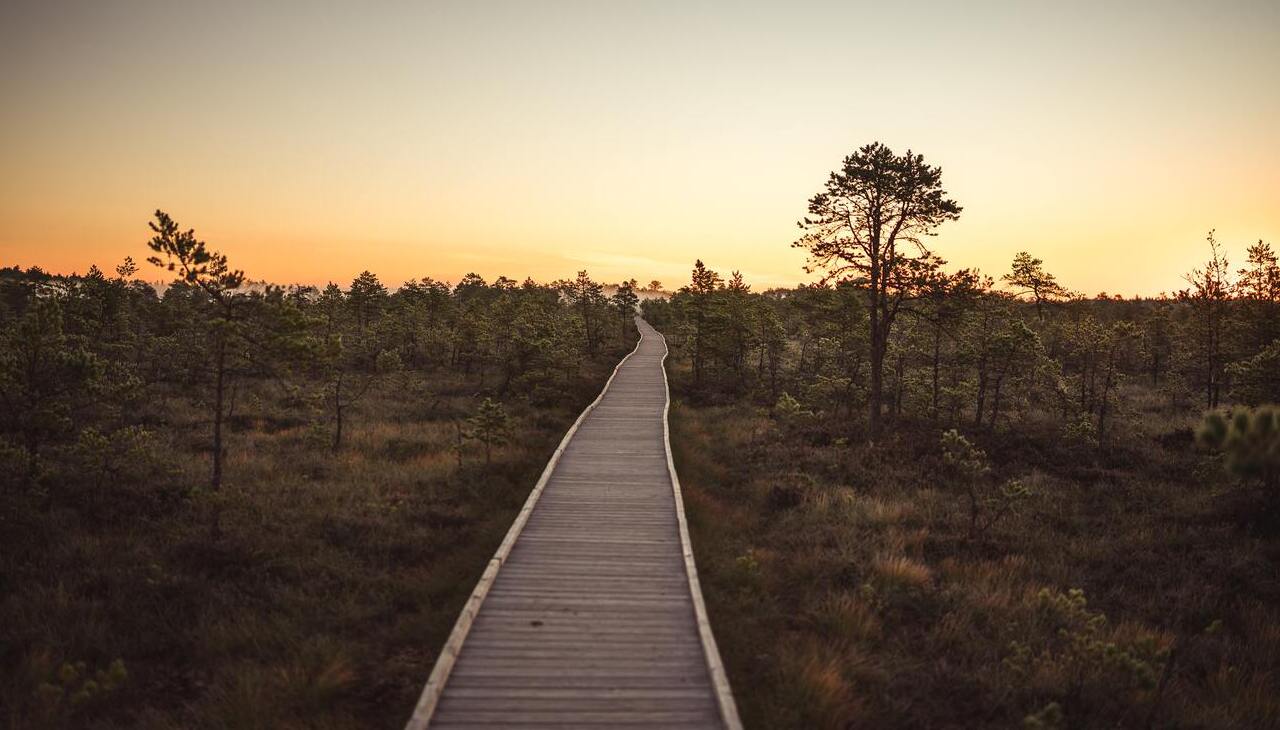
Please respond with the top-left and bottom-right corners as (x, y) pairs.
(0, 211), (640, 498)
(643, 143), (1279, 449)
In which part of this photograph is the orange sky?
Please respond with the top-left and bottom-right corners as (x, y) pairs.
(2, 1), (1277, 295)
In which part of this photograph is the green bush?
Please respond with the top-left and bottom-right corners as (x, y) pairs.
(32, 657), (128, 723)
(1005, 588), (1164, 725)
(466, 397), (510, 465)
(1197, 405), (1280, 495)
(940, 429), (1032, 538)
(1227, 342), (1280, 406)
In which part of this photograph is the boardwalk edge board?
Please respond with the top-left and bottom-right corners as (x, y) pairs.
(657, 327), (745, 730)
(402, 327), (646, 730)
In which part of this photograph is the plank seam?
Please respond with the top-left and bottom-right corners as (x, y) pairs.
(403, 326), (647, 730)
(655, 320), (745, 730)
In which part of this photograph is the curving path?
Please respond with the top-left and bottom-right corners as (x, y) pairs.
(405, 318), (740, 729)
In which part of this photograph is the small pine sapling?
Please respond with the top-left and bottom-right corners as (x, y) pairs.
(940, 429), (1033, 539)
(467, 397), (510, 465)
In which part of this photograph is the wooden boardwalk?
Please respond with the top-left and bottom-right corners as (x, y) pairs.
(406, 319), (740, 729)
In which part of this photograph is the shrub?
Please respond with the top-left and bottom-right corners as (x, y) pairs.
(1227, 342), (1280, 406)
(940, 429), (1033, 539)
(375, 348), (404, 374)
(1006, 588), (1165, 724)
(466, 397), (510, 465)
(30, 656), (128, 724)
(773, 392), (814, 439)
(1197, 405), (1280, 497)
(1061, 413), (1098, 449)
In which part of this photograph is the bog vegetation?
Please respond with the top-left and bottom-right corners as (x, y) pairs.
(0, 212), (638, 728)
(3, 140), (1278, 729)
(646, 143), (1280, 728)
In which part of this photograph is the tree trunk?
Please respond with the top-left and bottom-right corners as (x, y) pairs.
(974, 362), (988, 429)
(893, 354), (905, 419)
(1098, 367), (1114, 440)
(1205, 351), (1214, 408)
(212, 336), (226, 490)
(769, 351), (780, 400)
(1079, 352), (1090, 410)
(695, 324), (705, 386)
(1209, 327), (1221, 408)
(332, 372), (344, 451)
(501, 360), (515, 395)
(931, 323), (942, 419)
(869, 325), (884, 439)
(23, 430), (40, 487)
(989, 374), (1004, 430)
(1206, 310), (1220, 408)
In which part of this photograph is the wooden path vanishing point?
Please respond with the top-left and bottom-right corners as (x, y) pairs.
(406, 318), (741, 729)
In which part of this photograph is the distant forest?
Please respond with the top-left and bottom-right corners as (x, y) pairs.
(645, 232), (1279, 442)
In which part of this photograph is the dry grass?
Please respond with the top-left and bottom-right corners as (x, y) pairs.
(0, 342), (631, 730)
(672, 390), (1280, 729)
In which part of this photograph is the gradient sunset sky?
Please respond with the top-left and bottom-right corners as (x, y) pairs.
(2, 1), (1277, 295)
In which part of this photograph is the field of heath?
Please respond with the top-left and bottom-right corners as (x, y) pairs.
(672, 380), (1280, 729)
(2, 352), (632, 729)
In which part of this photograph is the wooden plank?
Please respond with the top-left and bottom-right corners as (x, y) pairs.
(436, 697), (716, 712)
(404, 319), (740, 729)
(444, 688), (712, 699)
(445, 676), (718, 690)
(431, 710), (718, 724)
